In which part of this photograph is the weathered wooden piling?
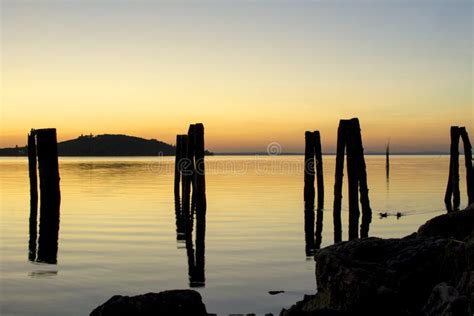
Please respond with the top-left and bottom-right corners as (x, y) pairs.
(28, 131), (38, 210)
(193, 123), (206, 287)
(28, 131), (38, 260)
(34, 128), (61, 263)
(314, 131), (324, 210)
(304, 132), (316, 207)
(174, 135), (188, 240)
(345, 121), (360, 240)
(174, 135), (184, 202)
(333, 118), (372, 242)
(182, 125), (195, 234)
(445, 127), (461, 212)
(460, 128), (474, 206)
(304, 130), (324, 254)
(177, 123), (207, 287)
(351, 118), (372, 238)
(194, 124), (206, 212)
(333, 120), (348, 243)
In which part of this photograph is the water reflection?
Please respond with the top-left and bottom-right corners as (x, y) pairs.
(28, 269), (58, 278)
(304, 202), (323, 257)
(184, 205), (206, 287)
(29, 200), (60, 264)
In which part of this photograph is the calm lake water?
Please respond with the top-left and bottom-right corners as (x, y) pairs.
(0, 155), (467, 315)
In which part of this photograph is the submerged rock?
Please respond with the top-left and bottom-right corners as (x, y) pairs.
(282, 207), (474, 316)
(90, 290), (208, 316)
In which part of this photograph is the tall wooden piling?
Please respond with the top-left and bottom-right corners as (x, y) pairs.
(174, 135), (183, 202)
(459, 128), (474, 206)
(28, 130), (38, 261)
(333, 118), (372, 242)
(193, 123), (206, 287)
(304, 132), (316, 207)
(35, 128), (61, 263)
(333, 120), (348, 243)
(345, 121), (360, 240)
(314, 131), (324, 210)
(351, 118), (372, 238)
(445, 127), (461, 212)
(174, 135), (187, 239)
(182, 125), (195, 235)
(178, 123), (206, 287)
(28, 131), (38, 210)
(194, 123), (206, 212)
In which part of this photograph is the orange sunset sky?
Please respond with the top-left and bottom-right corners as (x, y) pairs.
(1, 1), (472, 153)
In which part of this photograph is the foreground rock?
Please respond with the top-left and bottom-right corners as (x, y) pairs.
(90, 290), (208, 316)
(282, 206), (474, 316)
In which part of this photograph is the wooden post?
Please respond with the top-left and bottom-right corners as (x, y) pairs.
(28, 130), (38, 261)
(351, 118), (372, 238)
(333, 120), (348, 243)
(445, 126), (461, 212)
(181, 123), (206, 287)
(194, 123), (206, 213)
(182, 125), (195, 236)
(459, 128), (474, 206)
(304, 132), (316, 208)
(193, 123), (206, 286)
(314, 131), (324, 210)
(35, 128), (61, 263)
(346, 120), (360, 240)
(174, 135), (183, 202)
(174, 135), (187, 240)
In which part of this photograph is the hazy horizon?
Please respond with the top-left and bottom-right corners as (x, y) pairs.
(1, 0), (472, 153)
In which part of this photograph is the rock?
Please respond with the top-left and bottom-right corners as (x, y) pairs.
(90, 290), (208, 316)
(417, 206), (474, 241)
(422, 283), (470, 316)
(282, 207), (474, 316)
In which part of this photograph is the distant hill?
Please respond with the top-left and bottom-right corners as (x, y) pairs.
(0, 134), (205, 156)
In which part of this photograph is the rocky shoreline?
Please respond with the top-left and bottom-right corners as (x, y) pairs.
(91, 206), (473, 316)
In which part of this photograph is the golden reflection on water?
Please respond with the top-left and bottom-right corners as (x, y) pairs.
(0, 155), (466, 315)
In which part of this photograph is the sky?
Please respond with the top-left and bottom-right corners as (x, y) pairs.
(1, 0), (472, 153)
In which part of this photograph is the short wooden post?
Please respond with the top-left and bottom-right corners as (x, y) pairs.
(333, 120), (348, 243)
(459, 128), (474, 205)
(35, 128), (61, 263)
(304, 132), (316, 208)
(445, 126), (461, 212)
(314, 131), (324, 210)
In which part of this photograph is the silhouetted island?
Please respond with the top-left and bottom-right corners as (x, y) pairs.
(0, 134), (213, 156)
